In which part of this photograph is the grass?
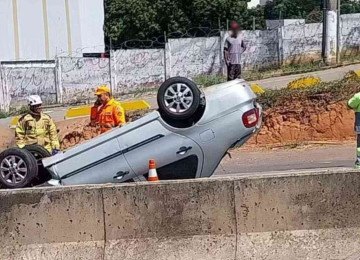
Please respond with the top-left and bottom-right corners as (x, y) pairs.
(341, 52), (360, 63)
(0, 106), (29, 119)
(192, 60), (328, 85)
(243, 60), (326, 81)
(193, 74), (227, 87)
(257, 77), (360, 110)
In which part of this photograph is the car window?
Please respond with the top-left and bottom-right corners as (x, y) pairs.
(143, 155), (198, 180)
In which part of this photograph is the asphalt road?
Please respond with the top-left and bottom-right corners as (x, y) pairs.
(214, 143), (356, 176)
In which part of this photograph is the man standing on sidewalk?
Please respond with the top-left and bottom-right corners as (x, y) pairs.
(224, 21), (247, 81)
(348, 92), (360, 168)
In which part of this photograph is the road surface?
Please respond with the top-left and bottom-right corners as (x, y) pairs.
(0, 143), (357, 190)
(215, 143), (356, 176)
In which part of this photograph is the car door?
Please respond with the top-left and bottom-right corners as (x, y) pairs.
(55, 133), (137, 185)
(60, 154), (135, 185)
(119, 120), (203, 180)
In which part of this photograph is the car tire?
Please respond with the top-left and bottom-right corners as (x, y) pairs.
(157, 77), (202, 120)
(24, 144), (52, 184)
(24, 144), (51, 160)
(0, 148), (38, 189)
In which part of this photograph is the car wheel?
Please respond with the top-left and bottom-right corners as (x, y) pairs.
(157, 77), (201, 120)
(0, 148), (38, 188)
(24, 144), (52, 184)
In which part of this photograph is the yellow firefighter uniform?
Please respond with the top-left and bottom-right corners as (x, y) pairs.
(15, 113), (60, 153)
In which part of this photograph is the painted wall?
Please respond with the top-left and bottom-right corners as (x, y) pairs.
(281, 23), (323, 63)
(168, 37), (221, 78)
(341, 13), (360, 56)
(0, 62), (57, 110)
(112, 49), (165, 94)
(266, 19), (305, 30)
(241, 30), (279, 69)
(59, 57), (110, 104)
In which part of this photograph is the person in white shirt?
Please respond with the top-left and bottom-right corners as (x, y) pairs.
(224, 21), (247, 81)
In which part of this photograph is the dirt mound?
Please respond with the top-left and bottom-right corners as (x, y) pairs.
(246, 79), (360, 147)
(0, 125), (14, 151)
(58, 119), (99, 150)
(249, 99), (355, 146)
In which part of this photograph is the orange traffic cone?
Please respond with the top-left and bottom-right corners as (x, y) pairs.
(147, 159), (159, 182)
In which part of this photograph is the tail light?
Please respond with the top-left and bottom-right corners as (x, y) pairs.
(242, 108), (259, 128)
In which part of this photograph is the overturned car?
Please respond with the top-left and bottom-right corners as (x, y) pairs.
(0, 77), (262, 188)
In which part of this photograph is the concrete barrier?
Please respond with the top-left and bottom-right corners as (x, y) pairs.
(102, 180), (236, 260)
(0, 186), (104, 260)
(1, 168), (360, 259)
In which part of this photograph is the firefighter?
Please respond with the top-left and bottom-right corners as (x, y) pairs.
(348, 92), (360, 168)
(90, 85), (125, 133)
(15, 95), (60, 155)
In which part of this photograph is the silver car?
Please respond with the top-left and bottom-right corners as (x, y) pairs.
(0, 77), (262, 188)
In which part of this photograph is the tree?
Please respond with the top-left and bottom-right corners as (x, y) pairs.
(264, 0), (322, 21)
(341, 0), (360, 14)
(104, 0), (358, 48)
(104, 0), (250, 47)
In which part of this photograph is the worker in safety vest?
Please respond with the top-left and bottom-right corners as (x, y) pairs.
(90, 85), (125, 133)
(15, 95), (60, 155)
(348, 92), (360, 168)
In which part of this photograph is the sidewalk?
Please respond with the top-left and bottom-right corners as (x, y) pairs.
(250, 63), (360, 90)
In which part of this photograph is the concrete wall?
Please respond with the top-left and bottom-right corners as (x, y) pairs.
(281, 23), (323, 64)
(341, 13), (360, 56)
(168, 37), (221, 78)
(112, 49), (165, 94)
(1, 169), (360, 259)
(59, 57), (110, 104)
(241, 30), (279, 69)
(266, 19), (305, 30)
(0, 62), (57, 110)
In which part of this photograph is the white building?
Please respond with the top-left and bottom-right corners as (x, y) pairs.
(0, 0), (105, 61)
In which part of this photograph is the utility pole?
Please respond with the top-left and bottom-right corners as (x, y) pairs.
(324, 0), (338, 64)
(336, 0), (341, 64)
(164, 31), (167, 80)
(321, 0), (327, 62)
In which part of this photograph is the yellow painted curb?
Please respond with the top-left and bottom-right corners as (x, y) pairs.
(287, 76), (321, 89)
(251, 83), (265, 94)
